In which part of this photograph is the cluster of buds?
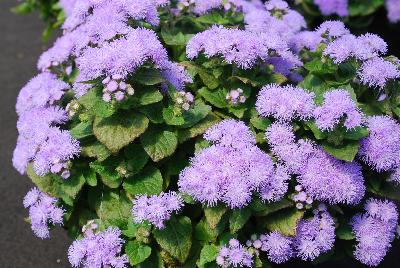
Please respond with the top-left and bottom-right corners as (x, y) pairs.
(82, 220), (99, 237)
(50, 160), (71, 179)
(216, 239), (253, 268)
(177, 0), (195, 11)
(66, 100), (80, 118)
(175, 91), (194, 111)
(177, 0), (239, 13)
(246, 234), (264, 253)
(312, 203), (328, 216)
(291, 185), (313, 210)
(226, 88), (246, 105)
(101, 74), (134, 102)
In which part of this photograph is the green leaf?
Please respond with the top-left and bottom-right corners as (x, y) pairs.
(198, 244), (219, 267)
(88, 188), (131, 222)
(122, 219), (139, 238)
(78, 88), (116, 117)
(161, 31), (193, 46)
(123, 166), (163, 196)
(250, 199), (293, 217)
(70, 121), (93, 139)
(141, 128), (178, 162)
(198, 87), (228, 108)
(27, 164), (85, 205)
(138, 103), (164, 124)
(83, 168), (97, 187)
(304, 57), (338, 75)
(204, 205), (228, 229)
(349, 0), (384, 16)
(153, 216), (192, 263)
(229, 207), (252, 233)
(344, 127), (369, 140)
(126, 241), (152, 265)
(323, 141), (360, 162)
(132, 68), (165, 85)
(305, 121), (328, 140)
(124, 143), (149, 175)
(163, 102), (212, 128)
(195, 217), (227, 242)
(178, 114), (220, 143)
(265, 208), (304, 236)
(196, 12), (231, 25)
(89, 157), (121, 182)
(250, 116), (271, 131)
(336, 224), (355, 240)
(93, 111), (149, 153)
(80, 141), (112, 161)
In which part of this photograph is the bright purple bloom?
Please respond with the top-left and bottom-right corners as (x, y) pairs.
(256, 84), (316, 122)
(24, 188), (64, 239)
(386, 0), (400, 23)
(260, 231), (293, 264)
(16, 73), (69, 115)
(316, 21), (350, 39)
(358, 57), (400, 89)
(33, 127), (80, 178)
(132, 192), (184, 229)
(265, 123), (365, 204)
(186, 25), (301, 70)
(314, 0), (348, 17)
(59, 0), (78, 16)
(179, 120), (286, 208)
(313, 89), (363, 131)
(351, 199), (398, 266)
(217, 239), (253, 267)
(294, 211), (335, 261)
(258, 164), (290, 202)
(289, 31), (323, 53)
(359, 116), (400, 172)
(13, 107), (69, 175)
(68, 227), (128, 268)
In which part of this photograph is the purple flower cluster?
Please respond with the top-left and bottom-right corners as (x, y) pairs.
(351, 199), (398, 266)
(16, 72), (69, 115)
(68, 227), (128, 268)
(13, 107), (80, 178)
(131, 192), (184, 229)
(265, 123), (365, 204)
(359, 116), (400, 179)
(314, 89), (363, 131)
(358, 57), (400, 88)
(386, 0), (400, 23)
(23, 188), (64, 239)
(258, 232), (294, 264)
(179, 120), (289, 208)
(294, 210), (336, 261)
(186, 25), (301, 71)
(314, 0), (348, 17)
(177, 0), (242, 15)
(75, 28), (192, 96)
(256, 84), (315, 121)
(324, 33), (388, 63)
(59, 0), (77, 16)
(216, 239), (253, 268)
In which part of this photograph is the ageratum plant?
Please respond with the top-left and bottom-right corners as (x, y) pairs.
(13, 0), (400, 267)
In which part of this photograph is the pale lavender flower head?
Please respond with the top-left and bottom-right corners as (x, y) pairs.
(389, 167), (400, 184)
(314, 0), (348, 17)
(358, 57), (400, 89)
(316, 21), (350, 39)
(132, 192), (184, 229)
(289, 31), (323, 53)
(260, 231), (293, 264)
(294, 211), (335, 261)
(204, 119), (256, 149)
(186, 25), (301, 71)
(298, 147), (366, 205)
(68, 227), (128, 268)
(351, 199), (398, 266)
(24, 188), (64, 239)
(359, 116), (400, 172)
(256, 84), (316, 122)
(386, 0), (400, 23)
(33, 127), (80, 178)
(179, 120), (278, 208)
(13, 107), (68, 174)
(16, 73), (69, 115)
(313, 89), (363, 131)
(258, 164), (290, 202)
(160, 62), (193, 90)
(217, 239), (253, 267)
